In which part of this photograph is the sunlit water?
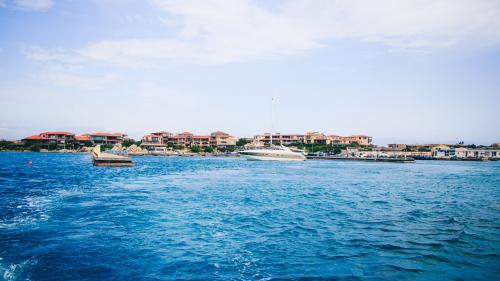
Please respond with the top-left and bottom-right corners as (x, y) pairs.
(0, 152), (499, 280)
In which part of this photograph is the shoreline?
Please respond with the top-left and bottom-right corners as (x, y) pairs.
(2, 150), (499, 162)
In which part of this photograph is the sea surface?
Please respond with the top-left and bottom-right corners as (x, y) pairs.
(0, 152), (499, 280)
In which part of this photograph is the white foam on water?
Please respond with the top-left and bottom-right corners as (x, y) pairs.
(0, 259), (37, 281)
(0, 196), (52, 229)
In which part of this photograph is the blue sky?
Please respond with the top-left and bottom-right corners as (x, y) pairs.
(1, 0), (499, 145)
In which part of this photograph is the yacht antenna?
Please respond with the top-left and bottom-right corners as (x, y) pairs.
(270, 98), (274, 147)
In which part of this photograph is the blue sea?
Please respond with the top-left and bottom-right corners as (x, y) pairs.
(0, 152), (499, 280)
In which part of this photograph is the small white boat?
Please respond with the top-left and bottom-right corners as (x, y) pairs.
(239, 145), (306, 161)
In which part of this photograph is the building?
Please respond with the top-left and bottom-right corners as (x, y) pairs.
(388, 144), (407, 150)
(328, 135), (343, 144)
(304, 132), (329, 145)
(252, 132), (373, 146)
(169, 132), (194, 147)
(87, 133), (128, 145)
(140, 132), (172, 151)
(253, 133), (305, 145)
(192, 135), (211, 147)
(210, 131), (236, 147)
(74, 135), (91, 145)
(341, 135), (372, 146)
(23, 131), (75, 148)
(140, 130), (237, 150)
(431, 145), (500, 159)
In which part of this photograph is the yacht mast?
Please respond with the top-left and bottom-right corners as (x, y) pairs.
(270, 98), (274, 147)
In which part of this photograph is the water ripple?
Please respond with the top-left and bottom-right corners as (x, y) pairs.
(0, 153), (499, 280)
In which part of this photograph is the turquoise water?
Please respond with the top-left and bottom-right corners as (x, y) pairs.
(0, 152), (499, 280)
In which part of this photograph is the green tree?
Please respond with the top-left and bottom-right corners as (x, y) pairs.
(190, 146), (201, 153)
(203, 146), (214, 153)
(236, 138), (250, 147)
(122, 139), (136, 147)
(101, 144), (113, 151)
(288, 142), (304, 148)
(29, 144), (41, 152)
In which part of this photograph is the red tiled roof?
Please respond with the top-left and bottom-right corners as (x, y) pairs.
(347, 135), (370, 138)
(75, 135), (90, 141)
(211, 131), (229, 136)
(24, 135), (48, 140)
(90, 132), (124, 137)
(42, 131), (74, 135)
(152, 131), (172, 135)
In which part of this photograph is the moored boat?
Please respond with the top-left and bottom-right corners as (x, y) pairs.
(239, 145), (306, 161)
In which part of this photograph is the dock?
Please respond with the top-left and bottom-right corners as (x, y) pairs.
(92, 145), (133, 167)
(306, 156), (415, 163)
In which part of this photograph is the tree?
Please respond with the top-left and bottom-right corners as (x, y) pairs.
(203, 146), (214, 153)
(29, 144), (41, 152)
(101, 144), (113, 151)
(349, 142), (359, 148)
(288, 142), (304, 148)
(418, 146), (431, 152)
(190, 146), (201, 153)
(236, 138), (250, 147)
(122, 139), (136, 147)
(333, 147), (342, 155)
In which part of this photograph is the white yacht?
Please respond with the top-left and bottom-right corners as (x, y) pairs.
(240, 97), (305, 161)
(239, 145), (306, 161)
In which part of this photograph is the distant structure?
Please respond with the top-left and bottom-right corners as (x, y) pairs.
(140, 131), (236, 151)
(365, 143), (500, 160)
(388, 144), (407, 150)
(22, 131), (128, 148)
(23, 131), (75, 149)
(251, 132), (373, 146)
(83, 133), (128, 145)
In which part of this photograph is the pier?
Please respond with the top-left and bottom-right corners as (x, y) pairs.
(306, 155), (415, 163)
(92, 145), (133, 167)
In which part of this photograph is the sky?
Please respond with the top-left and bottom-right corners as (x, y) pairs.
(0, 0), (499, 145)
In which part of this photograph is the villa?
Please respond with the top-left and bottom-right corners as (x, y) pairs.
(23, 131), (75, 148)
(140, 131), (236, 150)
(75, 133), (129, 145)
(252, 132), (373, 146)
(22, 131), (127, 147)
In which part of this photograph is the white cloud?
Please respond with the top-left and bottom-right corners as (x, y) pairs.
(20, 45), (119, 89)
(13, 0), (54, 10)
(38, 72), (119, 89)
(77, 0), (500, 66)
